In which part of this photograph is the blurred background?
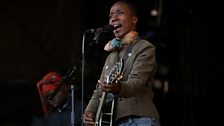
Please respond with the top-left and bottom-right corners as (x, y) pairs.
(0, 0), (223, 126)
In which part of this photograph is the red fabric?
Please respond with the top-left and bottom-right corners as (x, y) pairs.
(36, 71), (62, 113)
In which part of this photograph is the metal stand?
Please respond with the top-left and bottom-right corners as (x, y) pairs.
(80, 28), (103, 126)
(62, 65), (77, 126)
(71, 84), (75, 126)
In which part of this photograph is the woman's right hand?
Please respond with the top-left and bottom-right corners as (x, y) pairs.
(83, 111), (95, 126)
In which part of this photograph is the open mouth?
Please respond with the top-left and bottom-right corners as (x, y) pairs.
(113, 24), (122, 33)
(113, 24), (122, 30)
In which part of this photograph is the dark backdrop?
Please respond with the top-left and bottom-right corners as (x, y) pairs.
(0, 0), (223, 126)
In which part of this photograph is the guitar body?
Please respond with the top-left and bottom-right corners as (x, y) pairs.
(95, 59), (124, 126)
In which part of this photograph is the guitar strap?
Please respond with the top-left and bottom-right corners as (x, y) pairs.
(121, 42), (134, 61)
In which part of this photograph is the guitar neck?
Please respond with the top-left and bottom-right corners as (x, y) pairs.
(95, 92), (107, 126)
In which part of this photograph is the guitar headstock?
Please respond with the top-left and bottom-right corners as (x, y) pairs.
(107, 59), (124, 84)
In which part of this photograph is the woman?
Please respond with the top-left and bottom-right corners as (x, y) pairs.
(83, 1), (160, 126)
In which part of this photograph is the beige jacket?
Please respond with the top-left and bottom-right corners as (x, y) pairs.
(85, 39), (159, 122)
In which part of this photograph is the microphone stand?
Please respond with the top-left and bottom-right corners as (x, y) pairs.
(81, 31), (87, 126)
(62, 65), (77, 126)
(81, 28), (108, 126)
(71, 84), (75, 126)
(81, 29), (99, 126)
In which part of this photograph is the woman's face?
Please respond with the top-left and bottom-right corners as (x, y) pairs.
(109, 2), (137, 38)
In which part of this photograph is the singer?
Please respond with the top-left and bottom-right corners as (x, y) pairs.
(83, 0), (160, 126)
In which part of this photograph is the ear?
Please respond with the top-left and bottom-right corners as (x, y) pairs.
(132, 16), (138, 24)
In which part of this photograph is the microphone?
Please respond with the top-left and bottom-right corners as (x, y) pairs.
(86, 24), (117, 33)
